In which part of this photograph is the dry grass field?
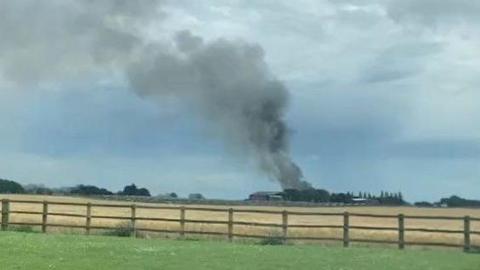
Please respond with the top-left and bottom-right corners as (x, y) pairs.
(1, 194), (479, 248)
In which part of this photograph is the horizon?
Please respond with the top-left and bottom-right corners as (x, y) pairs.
(1, 1), (479, 203)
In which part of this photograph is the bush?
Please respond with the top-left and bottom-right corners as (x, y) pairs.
(103, 222), (135, 237)
(259, 234), (285, 246)
(9, 225), (36, 233)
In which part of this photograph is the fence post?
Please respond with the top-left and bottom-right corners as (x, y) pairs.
(343, 211), (350, 247)
(228, 208), (234, 242)
(180, 206), (186, 238)
(42, 201), (48, 233)
(131, 204), (136, 238)
(464, 216), (471, 252)
(282, 210), (288, 242)
(1, 199), (9, 231)
(398, 214), (405, 249)
(86, 203), (92, 235)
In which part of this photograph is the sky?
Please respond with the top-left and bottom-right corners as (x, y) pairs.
(0, 0), (479, 202)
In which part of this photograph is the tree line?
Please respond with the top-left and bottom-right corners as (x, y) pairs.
(0, 179), (152, 197)
(282, 189), (405, 205)
(415, 195), (480, 208)
(2, 178), (479, 207)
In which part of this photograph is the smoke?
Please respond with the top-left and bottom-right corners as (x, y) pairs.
(0, 1), (311, 190)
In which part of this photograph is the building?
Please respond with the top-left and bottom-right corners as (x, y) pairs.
(248, 191), (284, 201)
(352, 197), (380, 205)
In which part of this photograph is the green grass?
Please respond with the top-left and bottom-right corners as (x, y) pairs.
(0, 232), (478, 270)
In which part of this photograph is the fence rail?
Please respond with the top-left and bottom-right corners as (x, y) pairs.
(1, 199), (479, 252)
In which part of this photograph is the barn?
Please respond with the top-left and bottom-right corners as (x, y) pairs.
(248, 191), (284, 201)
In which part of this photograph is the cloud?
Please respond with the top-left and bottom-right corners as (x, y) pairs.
(0, 0), (163, 84)
(386, 0), (480, 27)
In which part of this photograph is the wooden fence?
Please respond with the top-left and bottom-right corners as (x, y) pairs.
(1, 199), (479, 252)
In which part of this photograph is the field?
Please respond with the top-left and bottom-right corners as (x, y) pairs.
(1, 194), (480, 248)
(0, 232), (479, 270)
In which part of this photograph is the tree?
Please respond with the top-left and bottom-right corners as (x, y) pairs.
(119, 184), (151, 197)
(0, 179), (25, 194)
(70, 185), (113, 196)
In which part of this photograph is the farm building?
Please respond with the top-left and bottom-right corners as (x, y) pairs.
(248, 191), (284, 201)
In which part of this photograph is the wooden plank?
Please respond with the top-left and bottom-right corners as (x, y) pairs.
(349, 213), (397, 219)
(233, 221), (282, 227)
(47, 223), (88, 229)
(231, 233), (270, 239)
(286, 236), (343, 242)
(350, 238), (398, 245)
(183, 207), (229, 213)
(90, 203), (131, 208)
(8, 222), (43, 226)
(398, 214), (405, 249)
(7, 199), (46, 204)
(464, 216), (471, 252)
(135, 205), (181, 210)
(184, 219), (229, 225)
(228, 208), (234, 242)
(1, 199), (9, 231)
(282, 210), (288, 242)
(42, 201), (48, 233)
(8, 211), (43, 215)
(180, 206), (186, 238)
(343, 212), (349, 247)
(86, 203), (92, 235)
(233, 209), (283, 215)
(90, 215), (132, 220)
(404, 215), (464, 221)
(349, 226), (398, 231)
(405, 228), (464, 234)
(405, 241), (463, 248)
(134, 217), (180, 222)
(287, 224), (343, 229)
(287, 211), (343, 217)
(45, 201), (88, 207)
(131, 204), (136, 238)
(136, 227), (228, 236)
(48, 212), (87, 218)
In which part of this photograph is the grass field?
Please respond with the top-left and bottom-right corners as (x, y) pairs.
(0, 232), (479, 270)
(1, 194), (480, 247)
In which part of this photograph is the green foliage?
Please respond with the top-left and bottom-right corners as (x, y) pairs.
(70, 185), (113, 196)
(414, 201), (434, 207)
(283, 189), (330, 202)
(0, 179), (25, 194)
(103, 222), (134, 237)
(259, 235), (285, 246)
(118, 183), (151, 197)
(440, 196), (480, 207)
(8, 225), (36, 233)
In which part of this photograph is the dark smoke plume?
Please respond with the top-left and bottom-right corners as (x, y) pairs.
(0, 1), (311, 190)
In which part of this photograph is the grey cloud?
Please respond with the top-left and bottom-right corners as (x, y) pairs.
(362, 42), (442, 83)
(386, 0), (480, 26)
(0, 0), (163, 84)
